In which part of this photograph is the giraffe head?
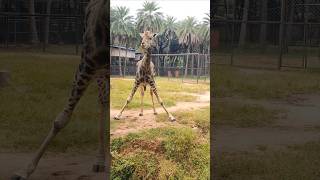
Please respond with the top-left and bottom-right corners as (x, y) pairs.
(139, 31), (157, 52)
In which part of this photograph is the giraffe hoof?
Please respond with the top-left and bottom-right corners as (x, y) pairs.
(153, 112), (158, 115)
(113, 114), (121, 120)
(92, 164), (105, 172)
(11, 174), (27, 180)
(139, 113), (143, 116)
(169, 116), (176, 122)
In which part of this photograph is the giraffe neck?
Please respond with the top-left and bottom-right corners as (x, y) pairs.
(142, 50), (151, 67)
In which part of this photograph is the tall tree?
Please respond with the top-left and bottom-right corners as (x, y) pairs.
(136, 1), (163, 32)
(44, 0), (53, 45)
(29, 0), (39, 44)
(110, 6), (135, 76)
(239, 0), (249, 46)
(198, 13), (210, 54)
(177, 16), (199, 78)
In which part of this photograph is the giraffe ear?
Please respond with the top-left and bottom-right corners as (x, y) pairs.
(153, 33), (158, 38)
(139, 33), (144, 38)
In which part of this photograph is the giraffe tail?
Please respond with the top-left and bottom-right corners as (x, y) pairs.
(144, 85), (146, 91)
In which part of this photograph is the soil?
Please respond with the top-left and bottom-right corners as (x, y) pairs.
(214, 94), (320, 152)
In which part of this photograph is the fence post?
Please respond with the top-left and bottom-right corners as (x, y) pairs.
(6, 15), (9, 48)
(278, 0), (287, 70)
(184, 54), (189, 80)
(197, 53), (200, 84)
(75, 17), (79, 55)
(42, 16), (46, 52)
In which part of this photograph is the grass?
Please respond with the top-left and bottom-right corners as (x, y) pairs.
(0, 52), (209, 152)
(214, 65), (320, 99)
(156, 107), (210, 134)
(214, 141), (320, 180)
(111, 107), (210, 179)
(110, 77), (209, 109)
(213, 101), (283, 127)
(111, 127), (210, 179)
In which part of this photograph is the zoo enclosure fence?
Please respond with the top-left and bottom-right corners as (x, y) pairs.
(111, 53), (210, 84)
(213, 0), (320, 70)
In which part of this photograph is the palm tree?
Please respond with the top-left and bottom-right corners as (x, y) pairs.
(177, 16), (200, 78)
(198, 13), (210, 54)
(110, 6), (135, 76)
(136, 1), (163, 32)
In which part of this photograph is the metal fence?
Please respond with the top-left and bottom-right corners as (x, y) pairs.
(111, 53), (210, 83)
(0, 0), (88, 54)
(213, 0), (320, 70)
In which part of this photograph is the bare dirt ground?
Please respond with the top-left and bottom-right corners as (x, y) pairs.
(110, 91), (210, 137)
(215, 94), (320, 152)
(0, 92), (210, 180)
(0, 152), (106, 180)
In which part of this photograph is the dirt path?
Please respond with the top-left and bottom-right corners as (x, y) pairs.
(0, 152), (106, 180)
(215, 94), (320, 152)
(110, 91), (210, 137)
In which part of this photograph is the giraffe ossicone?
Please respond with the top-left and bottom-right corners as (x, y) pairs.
(114, 30), (176, 122)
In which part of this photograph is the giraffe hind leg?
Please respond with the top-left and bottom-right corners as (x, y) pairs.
(139, 86), (144, 116)
(148, 78), (175, 121)
(12, 62), (95, 179)
(114, 80), (140, 120)
(150, 88), (157, 115)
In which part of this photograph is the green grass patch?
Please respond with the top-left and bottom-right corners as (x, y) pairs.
(110, 77), (209, 109)
(214, 65), (320, 99)
(215, 141), (320, 180)
(214, 101), (282, 127)
(111, 127), (210, 179)
(156, 107), (210, 134)
(0, 52), (209, 152)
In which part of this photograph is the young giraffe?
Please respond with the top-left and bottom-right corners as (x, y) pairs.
(114, 31), (176, 122)
(12, 0), (109, 179)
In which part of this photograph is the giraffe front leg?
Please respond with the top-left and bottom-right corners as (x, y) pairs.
(92, 76), (109, 173)
(114, 80), (140, 120)
(150, 89), (157, 115)
(149, 80), (175, 122)
(12, 63), (94, 180)
(139, 86), (144, 116)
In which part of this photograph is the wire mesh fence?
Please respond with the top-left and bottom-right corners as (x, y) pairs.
(0, 0), (88, 55)
(111, 53), (210, 84)
(213, 0), (320, 70)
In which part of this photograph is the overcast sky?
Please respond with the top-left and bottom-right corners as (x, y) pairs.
(111, 0), (210, 22)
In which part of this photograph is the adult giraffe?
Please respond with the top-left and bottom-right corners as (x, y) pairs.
(12, 0), (110, 179)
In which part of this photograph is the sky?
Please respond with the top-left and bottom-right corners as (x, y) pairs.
(111, 0), (210, 22)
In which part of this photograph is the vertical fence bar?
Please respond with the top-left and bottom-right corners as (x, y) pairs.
(197, 53), (200, 84)
(42, 16), (46, 52)
(75, 17), (79, 55)
(6, 15), (9, 48)
(278, 0), (287, 70)
(184, 54), (189, 80)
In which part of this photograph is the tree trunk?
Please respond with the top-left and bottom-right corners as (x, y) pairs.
(239, 0), (249, 46)
(29, 0), (39, 44)
(44, 0), (53, 44)
(124, 39), (128, 77)
(260, 0), (267, 45)
(118, 46), (122, 76)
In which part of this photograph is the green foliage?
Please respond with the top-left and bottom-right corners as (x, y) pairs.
(112, 150), (159, 179)
(163, 128), (196, 162)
